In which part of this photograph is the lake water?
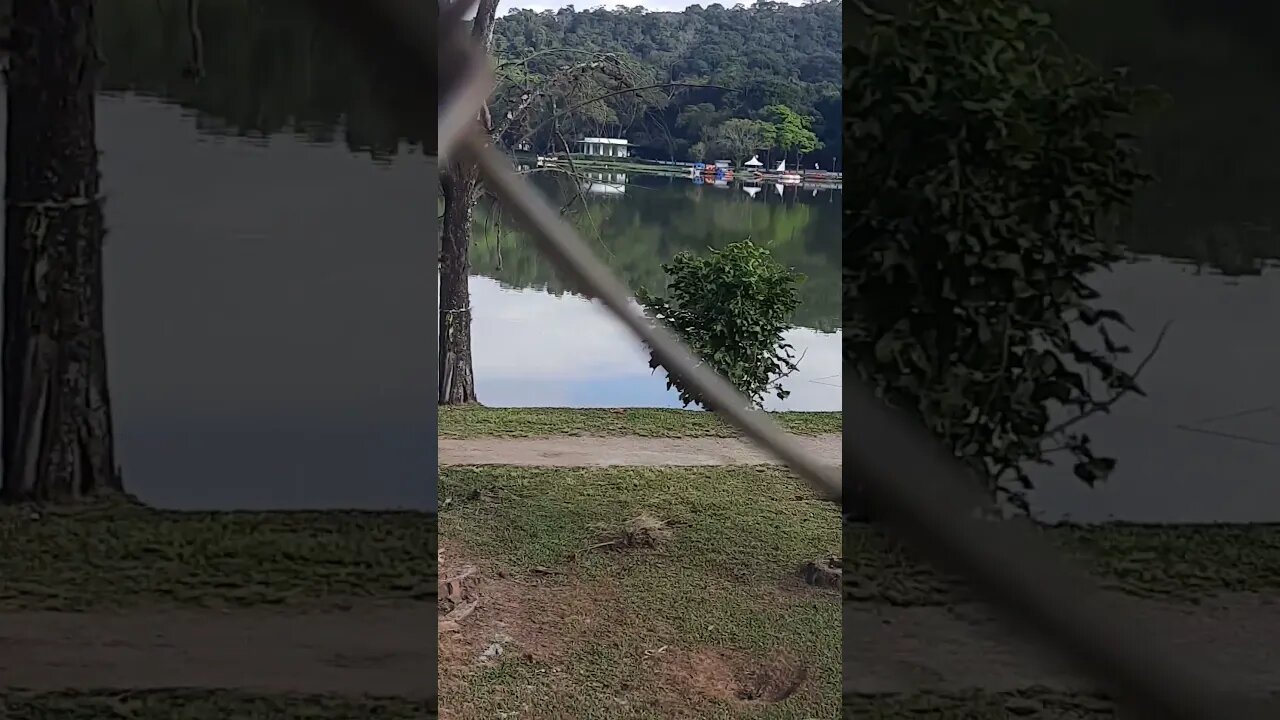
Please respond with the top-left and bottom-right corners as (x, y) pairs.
(1027, 258), (1280, 522)
(1, 96), (436, 511)
(467, 175), (842, 412)
(0, 1), (1274, 521)
(1015, 1), (1280, 522)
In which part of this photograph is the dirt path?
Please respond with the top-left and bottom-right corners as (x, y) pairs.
(439, 433), (842, 467)
(844, 593), (1280, 701)
(0, 603), (433, 698)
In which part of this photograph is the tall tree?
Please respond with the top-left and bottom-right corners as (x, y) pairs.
(764, 104), (819, 166)
(439, 0), (500, 405)
(3, 0), (122, 502)
(492, 2), (842, 162)
(712, 118), (774, 167)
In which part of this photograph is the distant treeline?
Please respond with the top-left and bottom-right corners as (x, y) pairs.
(492, 1), (841, 165)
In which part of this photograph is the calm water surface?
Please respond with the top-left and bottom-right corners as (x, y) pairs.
(0, 97), (435, 511)
(0, 1), (1275, 520)
(467, 175), (842, 412)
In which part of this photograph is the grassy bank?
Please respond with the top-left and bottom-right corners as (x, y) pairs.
(843, 689), (1118, 719)
(439, 465), (842, 719)
(0, 691), (434, 719)
(0, 507), (436, 610)
(3, 473), (1275, 613)
(846, 517), (1280, 605)
(439, 406), (842, 438)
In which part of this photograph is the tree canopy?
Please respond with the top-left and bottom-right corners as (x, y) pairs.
(846, 0), (1159, 509)
(492, 1), (841, 164)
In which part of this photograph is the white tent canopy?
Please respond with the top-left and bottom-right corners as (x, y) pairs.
(744, 155), (764, 167)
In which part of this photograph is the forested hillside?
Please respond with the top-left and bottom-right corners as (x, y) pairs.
(492, 1), (841, 166)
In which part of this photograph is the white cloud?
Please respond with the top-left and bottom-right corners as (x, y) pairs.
(471, 276), (655, 379)
(763, 327), (842, 412)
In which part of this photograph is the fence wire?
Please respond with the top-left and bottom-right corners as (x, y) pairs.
(310, 1), (1266, 716)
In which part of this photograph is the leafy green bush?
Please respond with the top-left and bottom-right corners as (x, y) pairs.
(845, 0), (1165, 509)
(638, 241), (802, 410)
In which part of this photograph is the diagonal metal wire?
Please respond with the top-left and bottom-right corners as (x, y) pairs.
(455, 134), (842, 503)
(306, 0), (1265, 716)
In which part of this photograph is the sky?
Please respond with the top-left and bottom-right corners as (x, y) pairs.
(507, 0), (809, 12)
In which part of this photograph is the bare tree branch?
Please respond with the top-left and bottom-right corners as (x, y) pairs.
(1046, 319), (1173, 436)
(519, 82), (733, 147)
(495, 47), (625, 71)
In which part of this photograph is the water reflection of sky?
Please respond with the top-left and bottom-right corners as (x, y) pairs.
(470, 276), (841, 411)
(49, 95), (436, 511)
(1027, 258), (1280, 523)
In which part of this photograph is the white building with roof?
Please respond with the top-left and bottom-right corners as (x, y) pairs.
(576, 137), (630, 158)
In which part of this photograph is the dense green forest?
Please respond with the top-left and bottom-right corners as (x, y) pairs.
(492, 1), (841, 166)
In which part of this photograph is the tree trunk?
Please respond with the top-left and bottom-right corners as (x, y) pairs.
(438, 166), (478, 405)
(437, 0), (499, 406)
(2, 0), (122, 503)
(182, 0), (205, 81)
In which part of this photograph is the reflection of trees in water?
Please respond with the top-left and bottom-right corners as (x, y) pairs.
(1177, 223), (1277, 277)
(847, 2), (1280, 276)
(97, 0), (1280, 276)
(1041, 0), (1280, 275)
(470, 176), (841, 331)
(98, 0), (426, 158)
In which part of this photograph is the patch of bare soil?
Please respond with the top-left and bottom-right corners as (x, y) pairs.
(437, 541), (609, 687)
(589, 513), (674, 552)
(670, 648), (808, 706)
(799, 554), (841, 589)
(438, 541), (830, 718)
(438, 555), (481, 633)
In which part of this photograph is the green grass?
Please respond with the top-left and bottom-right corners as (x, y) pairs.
(440, 464), (1280, 609)
(0, 690), (434, 718)
(845, 519), (1280, 605)
(2, 474), (1274, 614)
(439, 465), (843, 719)
(0, 506), (436, 610)
(843, 689), (1118, 718)
(439, 406), (842, 438)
